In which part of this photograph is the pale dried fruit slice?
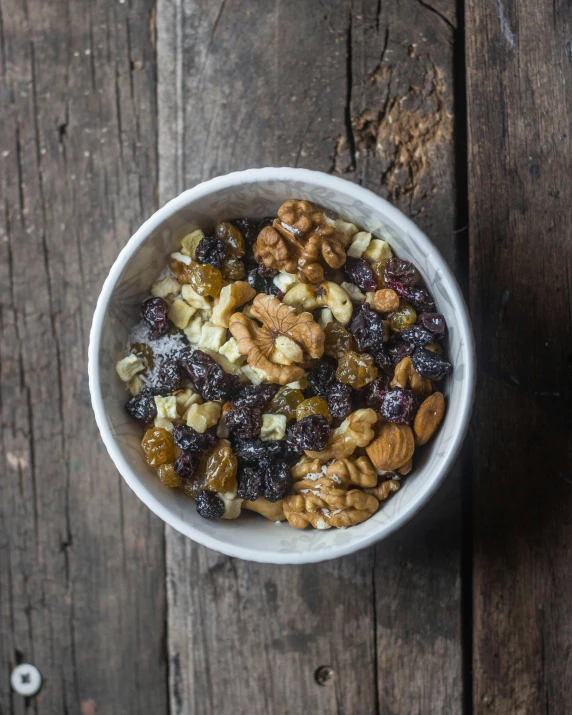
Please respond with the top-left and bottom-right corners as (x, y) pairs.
(366, 422), (415, 471)
(413, 392), (445, 445)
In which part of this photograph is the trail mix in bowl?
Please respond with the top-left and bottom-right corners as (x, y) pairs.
(115, 200), (451, 529)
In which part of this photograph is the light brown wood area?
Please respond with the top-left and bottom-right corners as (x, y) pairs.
(0, 0), (569, 713)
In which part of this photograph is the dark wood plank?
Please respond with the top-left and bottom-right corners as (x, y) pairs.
(0, 1), (167, 713)
(466, 0), (572, 712)
(158, 1), (462, 713)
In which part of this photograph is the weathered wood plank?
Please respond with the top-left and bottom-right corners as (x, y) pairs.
(0, 1), (167, 713)
(466, 0), (572, 712)
(158, 1), (462, 713)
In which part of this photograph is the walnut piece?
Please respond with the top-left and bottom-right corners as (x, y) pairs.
(243, 497), (286, 521)
(282, 281), (353, 325)
(325, 456), (378, 488)
(370, 478), (401, 501)
(254, 200), (349, 284)
(305, 408), (378, 461)
(283, 482), (378, 530)
(228, 294), (325, 385)
(391, 356), (433, 397)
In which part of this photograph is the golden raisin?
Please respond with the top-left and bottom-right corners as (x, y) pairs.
(221, 257), (246, 281)
(141, 426), (176, 467)
(215, 222), (245, 258)
(267, 387), (305, 420)
(190, 263), (223, 298)
(388, 302), (417, 331)
(203, 439), (238, 493)
(324, 322), (357, 359)
(336, 350), (378, 389)
(169, 259), (194, 284)
(129, 341), (154, 371)
(157, 462), (182, 488)
(371, 258), (390, 288)
(296, 397), (333, 424)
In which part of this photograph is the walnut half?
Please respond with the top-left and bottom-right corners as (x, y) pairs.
(228, 294), (325, 385)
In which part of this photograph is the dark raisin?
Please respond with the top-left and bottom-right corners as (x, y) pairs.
(387, 336), (415, 364)
(233, 437), (283, 464)
(349, 303), (385, 352)
(155, 357), (183, 395)
(195, 236), (226, 268)
(264, 461), (293, 502)
(230, 218), (258, 244)
(141, 297), (170, 338)
(233, 383), (279, 410)
(237, 466), (264, 501)
(258, 262), (277, 278)
(308, 360), (337, 398)
(402, 325), (434, 347)
(195, 490), (225, 519)
(363, 376), (389, 411)
(257, 217), (275, 231)
(379, 388), (418, 424)
(372, 346), (395, 376)
(383, 257), (419, 286)
(224, 404), (262, 439)
(172, 424), (217, 453)
(343, 257), (378, 293)
(125, 388), (157, 423)
(173, 451), (197, 482)
(387, 282), (435, 311)
(286, 415), (331, 453)
(247, 267), (280, 296)
(418, 312), (447, 337)
(412, 347), (452, 380)
(179, 348), (238, 401)
(325, 381), (353, 419)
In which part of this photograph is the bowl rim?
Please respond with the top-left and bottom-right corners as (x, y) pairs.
(88, 167), (475, 564)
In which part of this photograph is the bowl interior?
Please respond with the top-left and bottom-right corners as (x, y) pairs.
(95, 172), (472, 563)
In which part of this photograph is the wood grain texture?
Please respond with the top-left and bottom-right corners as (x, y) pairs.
(0, 1), (167, 713)
(158, 1), (462, 713)
(466, 0), (572, 712)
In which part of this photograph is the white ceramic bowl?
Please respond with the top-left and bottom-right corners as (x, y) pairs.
(88, 168), (475, 564)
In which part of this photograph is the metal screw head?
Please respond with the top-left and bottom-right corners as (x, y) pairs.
(10, 664), (42, 697)
(314, 665), (335, 686)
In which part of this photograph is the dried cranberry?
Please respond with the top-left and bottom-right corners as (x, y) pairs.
(195, 236), (226, 268)
(233, 383), (279, 410)
(247, 267), (280, 296)
(363, 376), (389, 411)
(387, 281), (435, 311)
(155, 357), (183, 395)
(412, 347), (452, 380)
(230, 218), (258, 244)
(308, 361), (337, 398)
(195, 491), (225, 519)
(179, 349), (238, 401)
(172, 424), (217, 453)
(379, 388), (418, 424)
(343, 257), (378, 293)
(402, 325), (434, 348)
(141, 297), (170, 338)
(325, 381), (353, 419)
(384, 257), (419, 286)
(258, 262), (277, 278)
(174, 451), (197, 482)
(125, 388), (157, 423)
(418, 312), (447, 337)
(224, 404), (262, 439)
(233, 437), (283, 464)
(387, 336), (414, 364)
(237, 466), (264, 501)
(349, 303), (385, 352)
(286, 415), (330, 453)
(264, 461), (293, 502)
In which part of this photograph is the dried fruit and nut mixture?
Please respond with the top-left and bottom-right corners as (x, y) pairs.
(115, 200), (452, 530)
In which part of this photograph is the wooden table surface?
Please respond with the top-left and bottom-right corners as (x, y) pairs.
(1, 1), (570, 713)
